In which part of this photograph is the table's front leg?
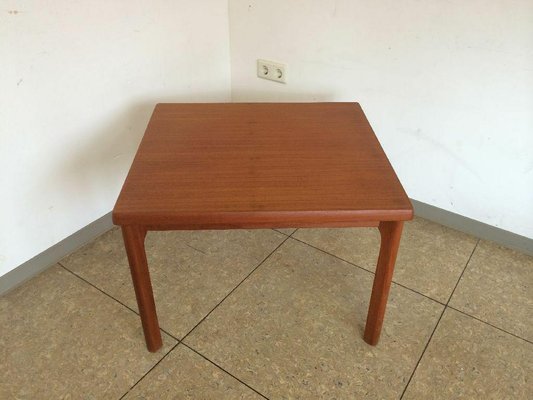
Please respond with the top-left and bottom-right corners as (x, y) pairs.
(121, 225), (162, 352)
(364, 220), (404, 345)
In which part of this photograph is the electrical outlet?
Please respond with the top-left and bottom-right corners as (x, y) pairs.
(257, 59), (286, 84)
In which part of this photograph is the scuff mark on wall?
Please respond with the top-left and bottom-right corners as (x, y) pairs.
(331, 0), (338, 17)
(408, 128), (483, 182)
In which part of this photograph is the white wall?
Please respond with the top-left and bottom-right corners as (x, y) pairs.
(0, 1), (231, 277)
(229, 0), (533, 238)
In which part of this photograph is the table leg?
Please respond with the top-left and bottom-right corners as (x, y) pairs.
(364, 220), (404, 345)
(121, 225), (163, 352)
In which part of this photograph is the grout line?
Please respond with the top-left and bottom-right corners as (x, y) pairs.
(447, 305), (533, 345)
(58, 262), (180, 342)
(181, 342), (270, 400)
(58, 265), (184, 399)
(290, 236), (380, 274)
(289, 236), (376, 274)
(58, 262), (140, 315)
(399, 306), (447, 399)
(93, 231), (293, 399)
(65, 229), (530, 398)
(444, 239), (480, 305)
(391, 281), (446, 306)
(399, 239), (480, 399)
(272, 228), (294, 236)
(118, 341), (181, 400)
(180, 235), (291, 342)
(184, 243), (207, 255)
(289, 236), (446, 305)
(60, 234), (293, 400)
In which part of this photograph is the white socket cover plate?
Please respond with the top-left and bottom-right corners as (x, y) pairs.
(257, 59), (286, 84)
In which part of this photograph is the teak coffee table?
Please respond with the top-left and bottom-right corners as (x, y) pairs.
(113, 103), (413, 352)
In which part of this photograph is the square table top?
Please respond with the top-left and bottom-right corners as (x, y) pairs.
(113, 103), (412, 229)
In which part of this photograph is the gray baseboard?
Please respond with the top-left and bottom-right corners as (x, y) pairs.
(411, 199), (533, 256)
(1, 201), (532, 296)
(0, 212), (113, 296)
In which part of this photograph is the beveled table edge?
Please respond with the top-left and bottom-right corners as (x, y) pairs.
(112, 208), (414, 230)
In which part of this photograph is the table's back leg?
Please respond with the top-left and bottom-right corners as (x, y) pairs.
(364, 220), (404, 345)
(121, 225), (163, 352)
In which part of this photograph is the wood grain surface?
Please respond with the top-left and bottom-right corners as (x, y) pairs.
(113, 103), (412, 228)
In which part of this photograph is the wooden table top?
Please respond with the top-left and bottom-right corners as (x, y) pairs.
(113, 103), (412, 229)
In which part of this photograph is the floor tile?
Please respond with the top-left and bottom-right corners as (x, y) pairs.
(0, 265), (175, 399)
(403, 308), (533, 399)
(61, 228), (286, 339)
(185, 238), (443, 399)
(293, 217), (478, 303)
(123, 345), (263, 399)
(449, 240), (533, 341)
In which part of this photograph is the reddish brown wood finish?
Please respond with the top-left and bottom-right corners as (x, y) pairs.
(113, 103), (413, 352)
(113, 103), (412, 228)
(121, 225), (162, 352)
(364, 221), (404, 345)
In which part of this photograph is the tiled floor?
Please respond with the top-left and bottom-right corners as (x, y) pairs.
(1, 217), (532, 399)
